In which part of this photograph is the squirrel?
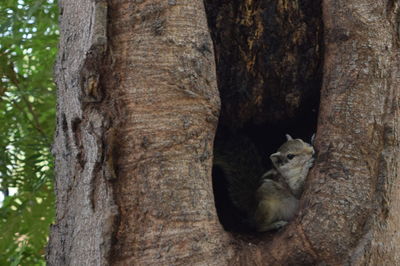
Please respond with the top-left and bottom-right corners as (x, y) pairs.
(213, 134), (314, 232)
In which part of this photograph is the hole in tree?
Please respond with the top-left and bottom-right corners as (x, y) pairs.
(205, 0), (323, 233)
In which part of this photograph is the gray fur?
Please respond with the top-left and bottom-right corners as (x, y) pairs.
(255, 136), (314, 232)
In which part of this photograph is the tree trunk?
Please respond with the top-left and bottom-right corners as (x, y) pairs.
(48, 0), (229, 265)
(48, 0), (400, 265)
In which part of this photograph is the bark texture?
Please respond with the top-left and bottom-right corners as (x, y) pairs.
(225, 0), (400, 265)
(106, 1), (229, 265)
(48, 0), (400, 265)
(48, 0), (231, 265)
(47, 1), (118, 265)
(205, 0), (322, 129)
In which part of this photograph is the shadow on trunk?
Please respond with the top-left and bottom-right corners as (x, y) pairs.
(204, 0), (323, 234)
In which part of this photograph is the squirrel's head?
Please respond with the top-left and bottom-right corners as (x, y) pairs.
(269, 134), (315, 186)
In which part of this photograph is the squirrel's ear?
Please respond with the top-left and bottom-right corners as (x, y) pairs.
(269, 152), (281, 162)
(311, 133), (316, 145)
(285, 134), (293, 141)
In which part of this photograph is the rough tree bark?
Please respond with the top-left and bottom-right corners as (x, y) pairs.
(222, 0), (400, 265)
(48, 0), (400, 265)
(204, 0), (322, 129)
(48, 0), (229, 265)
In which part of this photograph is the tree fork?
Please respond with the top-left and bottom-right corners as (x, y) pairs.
(48, 0), (400, 265)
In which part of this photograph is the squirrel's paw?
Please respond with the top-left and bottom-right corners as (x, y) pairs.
(270, 220), (288, 230)
(257, 220), (288, 232)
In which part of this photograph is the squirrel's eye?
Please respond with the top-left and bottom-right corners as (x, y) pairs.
(287, 154), (296, 160)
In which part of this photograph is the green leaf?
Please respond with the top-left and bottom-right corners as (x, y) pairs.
(0, 0), (58, 264)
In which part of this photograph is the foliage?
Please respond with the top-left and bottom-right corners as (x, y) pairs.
(0, 0), (58, 264)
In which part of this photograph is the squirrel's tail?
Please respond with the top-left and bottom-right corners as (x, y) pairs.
(213, 134), (266, 217)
